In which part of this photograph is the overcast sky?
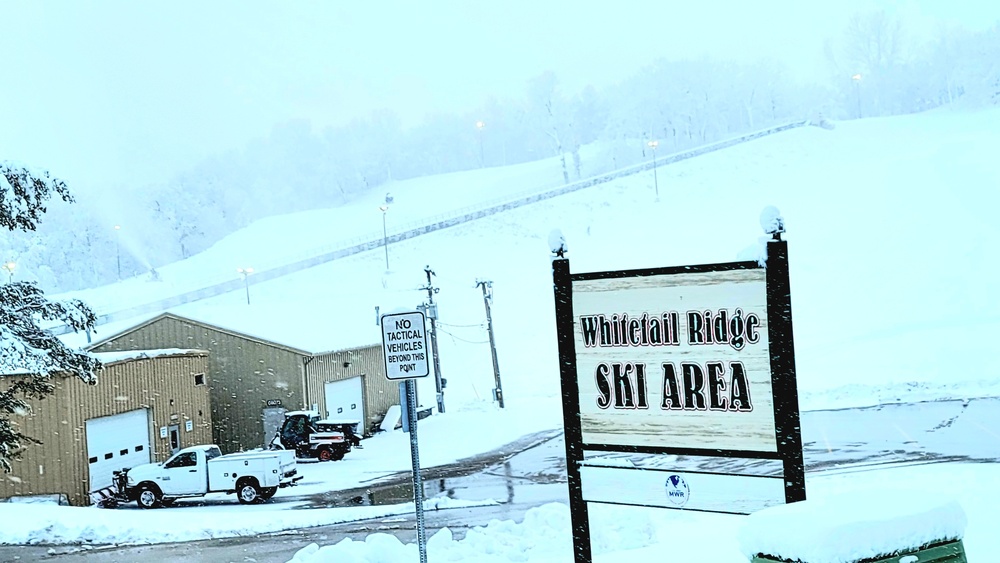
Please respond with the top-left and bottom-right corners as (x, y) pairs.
(2, 1), (997, 192)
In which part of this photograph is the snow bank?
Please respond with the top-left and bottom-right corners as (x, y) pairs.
(289, 503), (658, 562)
(288, 463), (996, 563)
(0, 498), (493, 546)
(738, 493), (966, 563)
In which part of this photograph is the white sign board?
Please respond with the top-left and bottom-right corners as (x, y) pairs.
(572, 269), (777, 452)
(381, 310), (430, 380)
(580, 465), (785, 514)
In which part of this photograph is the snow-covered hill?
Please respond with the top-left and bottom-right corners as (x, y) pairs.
(61, 107), (1000, 411)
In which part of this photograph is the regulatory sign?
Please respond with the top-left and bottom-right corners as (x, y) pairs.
(380, 310), (430, 380)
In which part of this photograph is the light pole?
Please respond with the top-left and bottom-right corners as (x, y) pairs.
(379, 205), (390, 271)
(114, 224), (122, 280)
(2, 261), (14, 284)
(647, 139), (660, 201)
(237, 267), (254, 305)
(475, 120), (485, 168)
(852, 73), (862, 118)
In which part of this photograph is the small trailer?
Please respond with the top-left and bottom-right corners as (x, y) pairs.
(110, 444), (302, 508)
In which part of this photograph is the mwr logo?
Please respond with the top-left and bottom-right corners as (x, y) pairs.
(665, 474), (690, 507)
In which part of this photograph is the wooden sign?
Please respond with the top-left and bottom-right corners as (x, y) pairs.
(552, 239), (805, 563)
(574, 268), (777, 452)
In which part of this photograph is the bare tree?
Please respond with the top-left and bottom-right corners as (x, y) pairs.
(843, 9), (906, 74)
(527, 71), (571, 184)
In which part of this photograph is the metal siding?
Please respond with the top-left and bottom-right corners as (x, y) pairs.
(307, 345), (397, 436)
(0, 354), (211, 506)
(90, 317), (307, 452)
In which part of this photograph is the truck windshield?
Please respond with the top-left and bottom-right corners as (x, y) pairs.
(165, 452), (197, 468)
(204, 446), (222, 460)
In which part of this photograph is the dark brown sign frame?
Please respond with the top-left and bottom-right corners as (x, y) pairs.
(551, 239), (805, 563)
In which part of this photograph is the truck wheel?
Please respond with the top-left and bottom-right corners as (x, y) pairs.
(236, 478), (262, 504)
(260, 487), (277, 500)
(329, 447), (346, 461)
(317, 447), (334, 462)
(137, 485), (161, 509)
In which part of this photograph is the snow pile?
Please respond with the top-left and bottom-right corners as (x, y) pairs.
(0, 498), (494, 546)
(738, 492), (966, 563)
(289, 503), (658, 562)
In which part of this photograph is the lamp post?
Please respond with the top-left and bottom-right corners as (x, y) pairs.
(237, 267), (254, 305)
(647, 139), (660, 201)
(114, 224), (122, 280)
(475, 120), (485, 168)
(2, 261), (14, 284)
(379, 205), (390, 271)
(852, 73), (862, 118)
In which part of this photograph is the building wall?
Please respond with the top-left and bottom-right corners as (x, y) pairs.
(0, 353), (212, 507)
(307, 345), (397, 436)
(90, 316), (308, 452)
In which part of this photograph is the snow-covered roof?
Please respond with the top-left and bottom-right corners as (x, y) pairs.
(738, 492), (967, 562)
(167, 301), (384, 355)
(84, 301), (384, 357)
(91, 348), (208, 367)
(1, 348), (207, 376)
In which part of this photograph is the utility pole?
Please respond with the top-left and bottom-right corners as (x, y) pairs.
(421, 265), (445, 414)
(476, 279), (504, 408)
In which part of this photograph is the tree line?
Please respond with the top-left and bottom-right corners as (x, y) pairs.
(3, 11), (999, 293)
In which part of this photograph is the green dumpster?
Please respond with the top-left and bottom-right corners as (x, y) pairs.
(738, 492), (968, 563)
(751, 539), (966, 562)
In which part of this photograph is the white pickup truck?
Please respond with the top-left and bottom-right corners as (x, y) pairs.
(111, 444), (302, 508)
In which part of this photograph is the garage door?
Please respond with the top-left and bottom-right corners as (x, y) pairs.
(85, 409), (152, 493)
(325, 377), (364, 427)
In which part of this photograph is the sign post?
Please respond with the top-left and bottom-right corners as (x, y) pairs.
(552, 228), (804, 562)
(380, 310), (430, 563)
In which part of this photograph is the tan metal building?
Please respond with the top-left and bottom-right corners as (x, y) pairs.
(88, 313), (396, 453)
(0, 349), (212, 507)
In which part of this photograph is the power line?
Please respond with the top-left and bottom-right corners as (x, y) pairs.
(438, 327), (490, 345)
(437, 321), (486, 329)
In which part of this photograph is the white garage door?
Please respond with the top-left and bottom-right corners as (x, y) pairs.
(85, 409), (152, 493)
(325, 377), (364, 426)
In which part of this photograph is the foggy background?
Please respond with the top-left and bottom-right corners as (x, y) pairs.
(2, 0), (998, 291)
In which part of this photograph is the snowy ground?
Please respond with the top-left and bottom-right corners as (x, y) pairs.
(0, 400), (558, 546)
(58, 107), (1000, 412)
(289, 463), (995, 562)
(34, 108), (1000, 560)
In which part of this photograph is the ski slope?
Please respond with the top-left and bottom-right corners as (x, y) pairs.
(62, 107), (1000, 411)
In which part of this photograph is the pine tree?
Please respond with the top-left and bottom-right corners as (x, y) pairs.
(0, 161), (100, 472)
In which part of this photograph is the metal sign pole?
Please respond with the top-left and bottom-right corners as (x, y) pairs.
(380, 309), (432, 562)
(405, 378), (428, 563)
(399, 382), (410, 433)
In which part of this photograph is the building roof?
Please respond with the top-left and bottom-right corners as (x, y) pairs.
(85, 308), (381, 357)
(1, 348), (208, 377)
(92, 348), (209, 367)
